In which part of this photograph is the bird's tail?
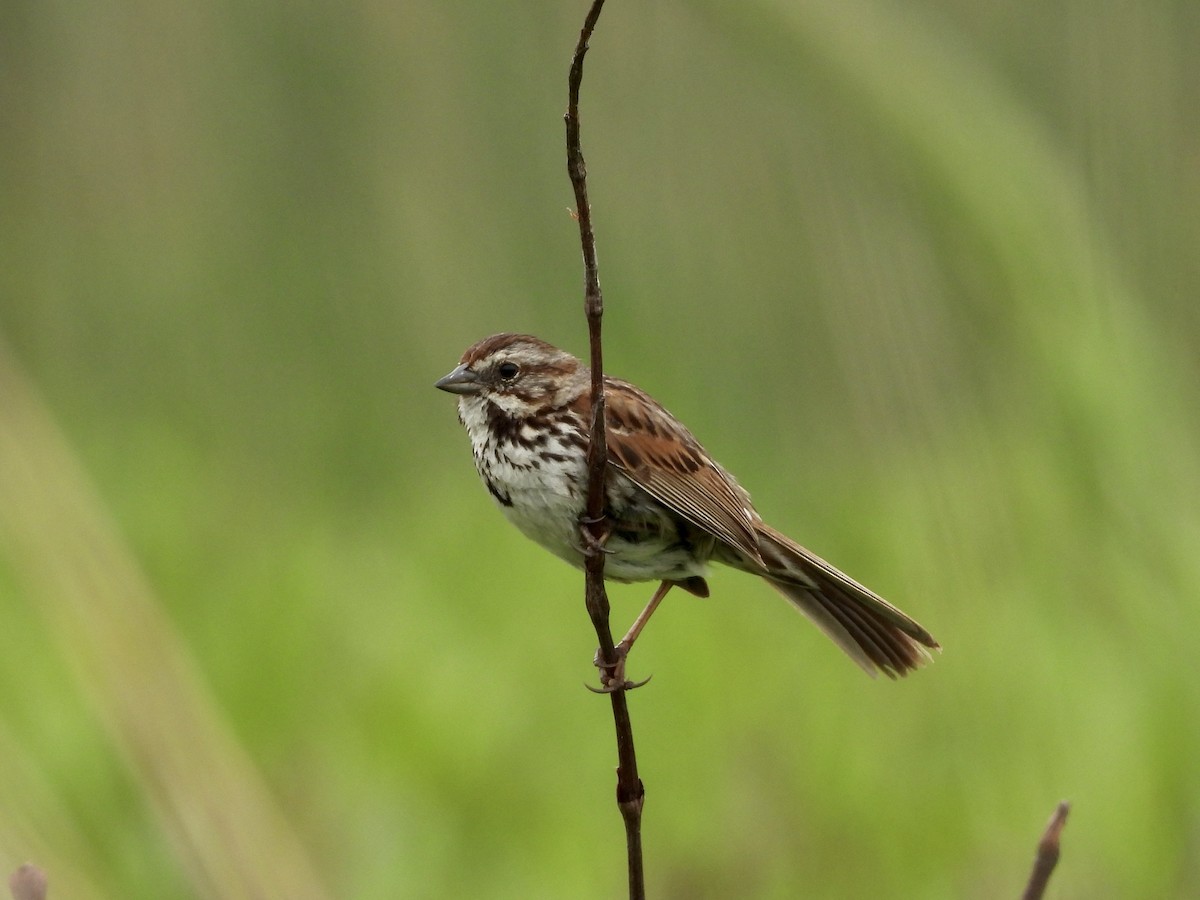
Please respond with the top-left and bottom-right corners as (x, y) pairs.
(750, 523), (940, 678)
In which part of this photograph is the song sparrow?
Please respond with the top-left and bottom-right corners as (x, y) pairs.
(436, 333), (939, 679)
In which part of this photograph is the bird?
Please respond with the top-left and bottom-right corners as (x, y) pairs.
(436, 333), (938, 681)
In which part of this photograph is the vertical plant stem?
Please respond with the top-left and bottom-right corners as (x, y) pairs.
(564, 2), (646, 897)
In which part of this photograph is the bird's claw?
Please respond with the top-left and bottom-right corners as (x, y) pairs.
(585, 672), (653, 694)
(587, 643), (652, 693)
(578, 516), (614, 558)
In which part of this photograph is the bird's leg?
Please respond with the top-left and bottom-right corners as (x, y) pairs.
(618, 580), (674, 658)
(593, 580), (673, 690)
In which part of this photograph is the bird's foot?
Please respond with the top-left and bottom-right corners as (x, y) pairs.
(587, 641), (652, 693)
(578, 515), (614, 558)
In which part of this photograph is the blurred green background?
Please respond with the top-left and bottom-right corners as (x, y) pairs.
(2, 0), (1199, 896)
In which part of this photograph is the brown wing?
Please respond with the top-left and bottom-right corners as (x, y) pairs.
(602, 378), (765, 566)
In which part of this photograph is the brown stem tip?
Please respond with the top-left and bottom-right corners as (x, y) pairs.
(8, 864), (48, 900)
(1021, 801), (1071, 900)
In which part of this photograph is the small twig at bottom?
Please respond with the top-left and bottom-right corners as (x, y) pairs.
(8, 864), (48, 900)
(1021, 801), (1071, 900)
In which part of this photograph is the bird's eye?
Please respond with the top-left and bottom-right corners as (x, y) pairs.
(497, 362), (520, 380)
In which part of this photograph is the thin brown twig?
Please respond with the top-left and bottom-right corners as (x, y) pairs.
(1021, 801), (1070, 900)
(564, 2), (646, 899)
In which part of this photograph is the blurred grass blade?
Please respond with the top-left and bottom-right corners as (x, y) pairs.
(696, 0), (1200, 626)
(699, 0), (1197, 427)
(0, 341), (330, 900)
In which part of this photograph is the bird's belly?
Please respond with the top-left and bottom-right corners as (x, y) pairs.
(600, 533), (710, 584)
(497, 471), (710, 585)
(499, 482), (587, 567)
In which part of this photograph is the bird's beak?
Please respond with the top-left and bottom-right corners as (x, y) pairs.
(435, 363), (481, 395)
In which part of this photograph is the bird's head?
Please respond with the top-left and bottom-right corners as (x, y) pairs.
(435, 333), (587, 414)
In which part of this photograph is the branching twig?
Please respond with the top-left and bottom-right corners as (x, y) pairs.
(565, 2), (646, 898)
(1021, 801), (1070, 900)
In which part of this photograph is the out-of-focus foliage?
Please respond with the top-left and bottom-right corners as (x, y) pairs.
(2, 1), (1198, 896)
